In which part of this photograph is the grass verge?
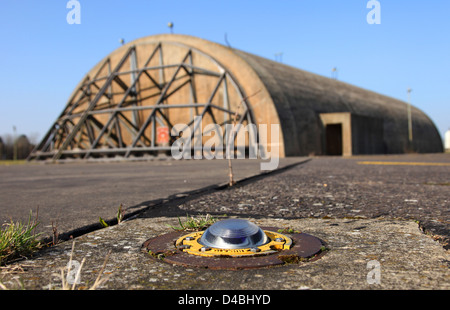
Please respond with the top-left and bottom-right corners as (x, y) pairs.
(0, 160), (27, 166)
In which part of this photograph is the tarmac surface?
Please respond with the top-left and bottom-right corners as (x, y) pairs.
(0, 154), (449, 294)
(0, 157), (303, 241)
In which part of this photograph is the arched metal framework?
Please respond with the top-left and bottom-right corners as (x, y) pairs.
(29, 42), (258, 161)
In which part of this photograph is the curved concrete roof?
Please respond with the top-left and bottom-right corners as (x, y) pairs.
(235, 49), (443, 155)
(119, 34), (442, 155)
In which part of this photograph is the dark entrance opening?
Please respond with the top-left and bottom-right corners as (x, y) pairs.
(325, 124), (343, 155)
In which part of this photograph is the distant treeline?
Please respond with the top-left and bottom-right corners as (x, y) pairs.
(0, 134), (36, 160)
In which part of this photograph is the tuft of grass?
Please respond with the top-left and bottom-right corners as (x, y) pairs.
(116, 204), (124, 224)
(168, 214), (218, 231)
(277, 228), (301, 234)
(99, 217), (109, 228)
(99, 204), (126, 228)
(0, 212), (42, 266)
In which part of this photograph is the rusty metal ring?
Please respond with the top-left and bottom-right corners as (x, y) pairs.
(142, 227), (327, 270)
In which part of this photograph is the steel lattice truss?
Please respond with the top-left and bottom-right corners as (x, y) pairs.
(28, 42), (259, 161)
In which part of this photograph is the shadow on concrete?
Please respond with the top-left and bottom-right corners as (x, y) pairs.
(44, 158), (312, 244)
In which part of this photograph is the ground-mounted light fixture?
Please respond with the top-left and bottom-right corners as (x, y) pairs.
(176, 219), (292, 257)
(142, 218), (326, 270)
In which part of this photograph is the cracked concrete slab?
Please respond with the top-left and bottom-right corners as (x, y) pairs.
(1, 216), (448, 290)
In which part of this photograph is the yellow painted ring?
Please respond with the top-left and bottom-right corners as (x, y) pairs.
(175, 230), (293, 257)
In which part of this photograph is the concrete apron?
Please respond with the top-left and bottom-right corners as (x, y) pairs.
(2, 216), (448, 290)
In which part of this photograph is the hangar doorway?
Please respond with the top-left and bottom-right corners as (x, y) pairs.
(325, 124), (343, 155)
(320, 112), (352, 156)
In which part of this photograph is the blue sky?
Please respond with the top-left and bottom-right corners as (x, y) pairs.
(0, 1), (449, 143)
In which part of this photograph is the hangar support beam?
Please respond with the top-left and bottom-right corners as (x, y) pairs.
(28, 41), (258, 162)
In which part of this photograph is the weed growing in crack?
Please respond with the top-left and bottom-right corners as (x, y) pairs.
(168, 214), (218, 231)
